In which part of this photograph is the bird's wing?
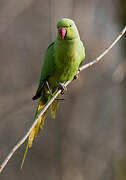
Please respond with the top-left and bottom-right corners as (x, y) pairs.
(33, 41), (56, 100)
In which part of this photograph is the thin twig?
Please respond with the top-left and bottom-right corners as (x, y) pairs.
(0, 26), (126, 173)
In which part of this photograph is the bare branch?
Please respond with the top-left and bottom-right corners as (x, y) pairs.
(0, 26), (126, 173)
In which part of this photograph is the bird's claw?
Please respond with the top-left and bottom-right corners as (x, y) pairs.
(73, 74), (79, 80)
(58, 83), (67, 95)
(73, 69), (80, 80)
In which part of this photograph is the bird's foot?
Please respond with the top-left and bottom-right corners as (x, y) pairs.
(46, 81), (64, 100)
(73, 68), (80, 80)
(58, 83), (67, 95)
(73, 74), (79, 80)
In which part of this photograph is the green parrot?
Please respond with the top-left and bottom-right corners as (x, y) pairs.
(21, 18), (85, 168)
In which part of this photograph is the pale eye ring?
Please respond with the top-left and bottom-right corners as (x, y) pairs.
(70, 25), (72, 27)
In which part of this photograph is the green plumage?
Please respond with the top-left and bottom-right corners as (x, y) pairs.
(21, 18), (85, 168)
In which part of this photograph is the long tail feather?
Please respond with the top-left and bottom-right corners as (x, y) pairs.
(21, 88), (59, 168)
(51, 95), (59, 119)
(21, 96), (47, 168)
(21, 143), (29, 169)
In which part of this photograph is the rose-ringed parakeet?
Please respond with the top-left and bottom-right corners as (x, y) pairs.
(21, 18), (85, 168)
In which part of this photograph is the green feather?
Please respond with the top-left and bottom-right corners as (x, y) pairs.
(21, 18), (85, 169)
(51, 95), (60, 119)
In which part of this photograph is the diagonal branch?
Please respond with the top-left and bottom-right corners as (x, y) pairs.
(0, 26), (126, 173)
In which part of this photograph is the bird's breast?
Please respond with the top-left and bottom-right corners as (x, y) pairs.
(55, 39), (80, 65)
(52, 39), (83, 82)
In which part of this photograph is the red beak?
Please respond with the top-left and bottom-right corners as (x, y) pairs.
(58, 27), (66, 40)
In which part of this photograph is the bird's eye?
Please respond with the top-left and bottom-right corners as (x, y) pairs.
(70, 25), (72, 27)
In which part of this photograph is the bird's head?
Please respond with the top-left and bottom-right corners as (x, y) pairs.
(57, 18), (80, 40)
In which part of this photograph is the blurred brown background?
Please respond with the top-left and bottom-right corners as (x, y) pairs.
(0, 0), (126, 179)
